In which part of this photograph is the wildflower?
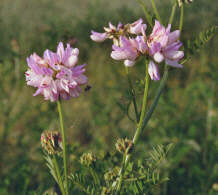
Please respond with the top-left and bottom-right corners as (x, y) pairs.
(91, 19), (184, 80)
(41, 131), (62, 155)
(25, 42), (88, 102)
(147, 20), (184, 80)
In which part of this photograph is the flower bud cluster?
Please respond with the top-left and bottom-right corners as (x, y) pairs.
(104, 166), (120, 181)
(41, 131), (62, 155)
(80, 152), (96, 167)
(115, 138), (133, 154)
(91, 19), (184, 81)
(25, 42), (88, 102)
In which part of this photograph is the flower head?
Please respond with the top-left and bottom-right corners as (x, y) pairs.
(25, 42), (88, 102)
(147, 20), (184, 80)
(91, 19), (184, 81)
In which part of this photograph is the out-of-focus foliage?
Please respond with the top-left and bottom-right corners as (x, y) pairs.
(0, 0), (217, 194)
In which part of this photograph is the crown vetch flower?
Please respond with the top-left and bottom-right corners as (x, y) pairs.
(91, 19), (184, 81)
(147, 20), (184, 80)
(25, 42), (88, 102)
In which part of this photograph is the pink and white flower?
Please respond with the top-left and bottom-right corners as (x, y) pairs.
(25, 42), (88, 102)
(91, 19), (184, 81)
(147, 20), (184, 80)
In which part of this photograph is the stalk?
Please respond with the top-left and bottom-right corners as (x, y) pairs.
(118, 65), (169, 190)
(116, 60), (150, 193)
(57, 100), (69, 195)
(136, 0), (153, 27)
(125, 67), (139, 122)
(150, 0), (162, 24)
(179, 4), (184, 32)
(169, 2), (177, 25)
(53, 155), (66, 195)
(115, 153), (127, 194)
(141, 65), (168, 130)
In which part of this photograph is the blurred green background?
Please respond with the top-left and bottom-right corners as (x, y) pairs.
(0, 0), (217, 194)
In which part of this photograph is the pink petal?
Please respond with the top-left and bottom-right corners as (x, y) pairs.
(90, 31), (107, 42)
(148, 61), (160, 81)
(165, 59), (183, 68)
(154, 52), (164, 63)
(124, 60), (135, 67)
(168, 30), (180, 45)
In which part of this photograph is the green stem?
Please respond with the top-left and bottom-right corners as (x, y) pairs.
(125, 67), (139, 122)
(169, 2), (177, 25)
(116, 60), (150, 193)
(141, 65), (168, 130)
(136, 0), (153, 27)
(89, 167), (100, 186)
(133, 60), (150, 144)
(179, 4), (184, 32)
(53, 155), (66, 195)
(119, 64), (169, 183)
(57, 100), (69, 195)
(116, 153), (127, 194)
(150, 0), (162, 24)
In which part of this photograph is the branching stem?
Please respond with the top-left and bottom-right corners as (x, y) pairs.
(57, 100), (69, 195)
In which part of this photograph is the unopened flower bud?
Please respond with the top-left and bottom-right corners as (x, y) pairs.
(41, 131), (62, 155)
(101, 187), (112, 194)
(80, 152), (96, 167)
(115, 138), (133, 154)
(104, 166), (120, 181)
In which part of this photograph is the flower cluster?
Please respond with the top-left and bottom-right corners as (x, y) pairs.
(25, 42), (88, 102)
(91, 20), (184, 81)
(41, 131), (62, 155)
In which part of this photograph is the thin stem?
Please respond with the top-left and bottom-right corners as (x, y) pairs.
(57, 100), (69, 195)
(125, 67), (139, 123)
(89, 167), (100, 186)
(179, 4), (184, 32)
(53, 155), (66, 195)
(169, 2), (177, 25)
(136, 0), (153, 27)
(116, 153), (127, 194)
(141, 65), (168, 130)
(120, 64), (169, 181)
(150, 0), (162, 24)
(133, 60), (150, 144)
(116, 60), (150, 193)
